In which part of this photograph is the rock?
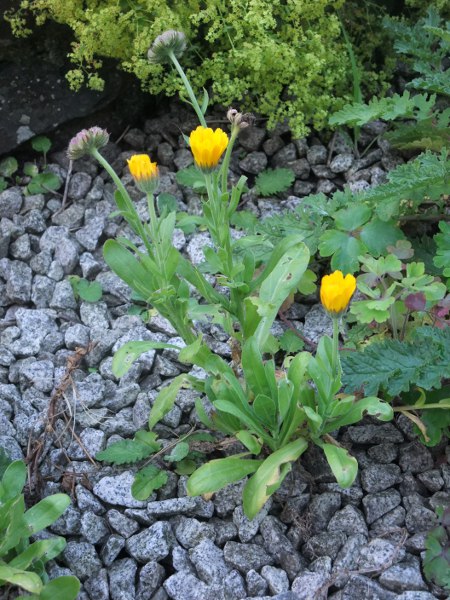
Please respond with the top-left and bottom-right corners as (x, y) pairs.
(370, 506), (406, 536)
(341, 575), (397, 600)
(405, 505), (438, 533)
(263, 136), (284, 156)
(80, 511), (109, 544)
(93, 471), (147, 508)
(331, 534), (367, 588)
(396, 593), (437, 600)
(31, 275), (55, 307)
(54, 238), (79, 274)
(239, 151), (268, 174)
(65, 324), (90, 349)
(62, 541), (102, 581)
(109, 558), (138, 600)
(76, 484), (105, 515)
(100, 534), (126, 567)
(347, 423), (403, 444)
(52, 204), (85, 228)
(302, 305), (334, 346)
(287, 158), (310, 179)
(163, 571), (218, 600)
(306, 145), (327, 165)
(106, 509), (140, 538)
(223, 569), (246, 599)
(8, 308), (58, 357)
(189, 539), (230, 585)
(261, 565), (289, 595)
(293, 180), (315, 196)
(136, 561), (165, 600)
(259, 516), (304, 579)
(174, 516), (216, 549)
(399, 442), (434, 473)
(10, 234), (32, 261)
(51, 505), (82, 536)
(246, 569), (268, 596)
(417, 470), (444, 492)
(223, 541), (273, 573)
(0, 187), (22, 218)
(75, 216), (105, 251)
(327, 505), (368, 536)
(233, 502), (271, 543)
(362, 489), (402, 524)
(291, 571), (328, 600)
(303, 532), (347, 560)
(85, 568), (109, 600)
(50, 279), (77, 309)
(6, 260), (32, 303)
(367, 443), (399, 464)
(357, 538), (405, 571)
(146, 497), (214, 519)
(378, 556), (428, 593)
(271, 143), (297, 167)
(20, 359), (54, 392)
(126, 521), (174, 562)
(360, 464), (402, 493)
(239, 127), (266, 151)
(330, 153), (354, 173)
(307, 492), (342, 534)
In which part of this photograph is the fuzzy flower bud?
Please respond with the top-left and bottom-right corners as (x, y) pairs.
(227, 108), (255, 130)
(189, 126), (229, 172)
(127, 154), (159, 194)
(320, 270), (357, 317)
(67, 126), (109, 160)
(148, 30), (187, 65)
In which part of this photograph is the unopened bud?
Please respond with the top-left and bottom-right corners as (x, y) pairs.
(227, 108), (255, 130)
(148, 30), (187, 65)
(67, 126), (109, 160)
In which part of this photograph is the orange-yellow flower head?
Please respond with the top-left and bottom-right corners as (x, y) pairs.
(127, 154), (159, 194)
(189, 126), (229, 172)
(320, 270), (356, 316)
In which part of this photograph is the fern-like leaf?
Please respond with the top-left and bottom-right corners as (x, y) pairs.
(434, 221), (450, 277)
(96, 432), (160, 465)
(255, 168), (294, 196)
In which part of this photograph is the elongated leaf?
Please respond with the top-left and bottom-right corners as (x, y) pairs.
(0, 460), (26, 501)
(24, 494), (70, 534)
(103, 239), (155, 298)
(9, 538), (66, 570)
(187, 457), (263, 496)
(236, 431), (262, 455)
(0, 565), (42, 594)
(242, 438), (308, 519)
(323, 396), (393, 432)
(149, 375), (188, 429)
(112, 340), (179, 377)
(96, 439), (156, 465)
(253, 394), (277, 430)
(39, 576), (80, 600)
(241, 338), (270, 399)
(132, 466), (168, 501)
(321, 443), (358, 488)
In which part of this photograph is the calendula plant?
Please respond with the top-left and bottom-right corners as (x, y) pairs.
(0, 459), (80, 599)
(69, 33), (393, 518)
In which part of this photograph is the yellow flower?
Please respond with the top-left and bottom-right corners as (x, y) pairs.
(127, 154), (159, 194)
(189, 126), (229, 171)
(320, 270), (356, 316)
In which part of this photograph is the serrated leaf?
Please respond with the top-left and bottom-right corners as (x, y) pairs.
(96, 439), (156, 464)
(360, 219), (404, 256)
(157, 193), (178, 214)
(333, 205), (372, 231)
(175, 166), (206, 191)
(279, 330), (304, 354)
(255, 168), (295, 196)
(131, 466), (168, 500)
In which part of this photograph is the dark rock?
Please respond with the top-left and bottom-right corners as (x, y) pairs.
(239, 127), (266, 151)
(405, 505), (438, 533)
(399, 442), (434, 473)
(360, 464), (402, 493)
(341, 575), (397, 600)
(62, 541), (102, 581)
(109, 558), (138, 600)
(126, 521), (174, 562)
(223, 541), (273, 573)
(327, 505), (368, 536)
(357, 538), (405, 571)
(239, 151), (268, 174)
(306, 145), (327, 165)
(303, 532), (347, 560)
(347, 423), (403, 444)
(367, 443), (399, 464)
(362, 489), (402, 524)
(291, 570), (328, 600)
(378, 556), (428, 592)
(189, 539), (229, 585)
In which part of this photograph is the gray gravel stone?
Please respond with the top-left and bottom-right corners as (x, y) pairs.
(10, 234), (32, 261)
(75, 216), (105, 251)
(146, 496), (214, 518)
(360, 464), (402, 493)
(357, 538), (405, 571)
(223, 569), (246, 599)
(68, 172), (92, 200)
(85, 569), (109, 600)
(307, 492), (342, 534)
(76, 484), (105, 515)
(330, 153), (354, 173)
(136, 561), (165, 600)
(100, 534), (126, 567)
(246, 569), (268, 596)
(293, 180), (315, 196)
(327, 504), (368, 536)
(65, 324), (90, 349)
(303, 532), (347, 560)
(79, 252), (102, 278)
(272, 143), (297, 167)
(370, 505), (406, 536)
(174, 516), (216, 549)
(259, 516), (304, 579)
(81, 511), (109, 544)
(378, 556), (428, 592)
(239, 151), (268, 174)
(367, 442), (398, 463)
(233, 501), (271, 542)
(291, 570), (328, 600)
(396, 593), (437, 600)
(164, 571), (216, 600)
(260, 565), (289, 595)
(6, 260), (32, 303)
(51, 505), (82, 536)
(0, 187), (22, 217)
(306, 145), (327, 165)
(189, 539), (229, 584)
(417, 469), (444, 492)
(126, 521), (174, 562)
(106, 508), (139, 538)
(52, 204), (85, 228)
(362, 489), (402, 524)
(239, 127), (266, 151)
(50, 279), (77, 309)
(405, 505), (438, 533)
(31, 275), (55, 307)
(54, 238), (79, 274)
(341, 575), (397, 600)
(347, 423), (404, 444)
(20, 359), (54, 392)
(399, 442), (434, 473)
(62, 541), (102, 581)
(93, 471), (147, 508)
(331, 534), (367, 588)
(223, 541), (273, 573)
(109, 557), (137, 600)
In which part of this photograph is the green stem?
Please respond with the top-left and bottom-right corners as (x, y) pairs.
(220, 127), (239, 194)
(169, 51), (207, 127)
(394, 402), (450, 412)
(332, 317), (340, 378)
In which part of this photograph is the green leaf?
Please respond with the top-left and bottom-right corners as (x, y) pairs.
(360, 219), (405, 256)
(242, 438), (308, 519)
(103, 239), (156, 300)
(253, 394), (277, 430)
(23, 162), (39, 177)
(187, 457), (263, 496)
(279, 330), (304, 354)
(333, 205), (372, 231)
(149, 375), (188, 429)
(9, 538), (66, 570)
(235, 431), (262, 455)
(164, 442), (190, 462)
(157, 193), (178, 214)
(175, 166), (206, 191)
(24, 494), (70, 534)
(0, 565), (42, 594)
(320, 443), (358, 488)
(31, 136), (51, 154)
(0, 447), (12, 479)
(350, 296), (396, 324)
(96, 436), (158, 465)
(27, 172), (62, 195)
(434, 221), (450, 277)
(39, 576), (80, 600)
(0, 460), (26, 501)
(0, 156), (18, 177)
(319, 230), (366, 274)
(112, 340), (179, 377)
(255, 168), (295, 196)
(131, 466), (168, 501)
(0, 177), (6, 192)
(75, 279), (102, 302)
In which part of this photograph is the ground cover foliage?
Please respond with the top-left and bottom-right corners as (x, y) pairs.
(0, 3), (449, 597)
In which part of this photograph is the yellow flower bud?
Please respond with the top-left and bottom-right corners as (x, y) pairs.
(320, 270), (356, 316)
(127, 154), (159, 194)
(189, 126), (229, 172)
